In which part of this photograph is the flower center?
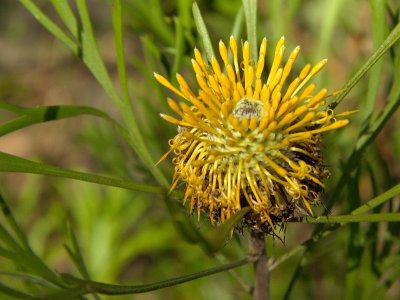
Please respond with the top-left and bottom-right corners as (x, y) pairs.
(231, 98), (264, 121)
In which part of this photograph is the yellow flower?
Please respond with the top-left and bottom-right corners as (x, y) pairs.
(155, 36), (349, 232)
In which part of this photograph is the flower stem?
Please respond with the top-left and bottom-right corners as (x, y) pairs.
(249, 229), (269, 300)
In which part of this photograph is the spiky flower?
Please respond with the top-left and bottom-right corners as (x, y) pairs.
(155, 36), (349, 232)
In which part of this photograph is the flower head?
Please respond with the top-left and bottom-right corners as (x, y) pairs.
(155, 36), (349, 232)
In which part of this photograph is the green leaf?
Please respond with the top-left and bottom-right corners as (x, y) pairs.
(50, 0), (79, 39)
(65, 225), (90, 281)
(0, 223), (21, 251)
(315, 0), (346, 59)
(329, 21), (400, 110)
(55, 258), (250, 297)
(0, 193), (30, 249)
(192, 2), (215, 61)
(0, 282), (36, 299)
(360, 0), (387, 120)
(112, 0), (130, 106)
(279, 185), (400, 268)
(0, 102), (121, 137)
(351, 183), (400, 215)
(107, 0), (169, 187)
(171, 17), (185, 78)
(0, 152), (163, 194)
(302, 213), (400, 224)
(242, 0), (257, 60)
(327, 49), (400, 209)
(19, 0), (78, 53)
(231, 6), (244, 41)
(21, 0), (169, 188)
(204, 207), (251, 253)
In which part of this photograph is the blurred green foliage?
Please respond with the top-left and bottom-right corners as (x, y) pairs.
(0, 0), (399, 299)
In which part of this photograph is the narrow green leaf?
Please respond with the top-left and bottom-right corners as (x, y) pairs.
(171, 17), (185, 78)
(242, 0), (257, 60)
(75, 0), (118, 102)
(21, 0), (169, 189)
(275, 184), (400, 280)
(112, 0), (130, 106)
(0, 272), (55, 288)
(330, 21), (400, 109)
(0, 152), (163, 194)
(192, 2), (215, 61)
(360, 0), (387, 120)
(0, 102), (121, 137)
(41, 286), (87, 300)
(0, 223), (21, 251)
(302, 213), (400, 224)
(0, 193), (30, 249)
(272, 186), (400, 285)
(0, 101), (25, 114)
(0, 282), (36, 299)
(19, 0), (78, 54)
(51, 0), (79, 38)
(351, 183), (400, 215)
(327, 54), (400, 209)
(65, 225), (90, 280)
(343, 170), (363, 299)
(64, 225), (101, 300)
(231, 6), (244, 41)
(316, 0), (346, 59)
(57, 258), (250, 296)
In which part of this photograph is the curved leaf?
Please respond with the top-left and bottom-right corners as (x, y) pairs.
(54, 258), (250, 297)
(0, 102), (122, 136)
(0, 152), (163, 194)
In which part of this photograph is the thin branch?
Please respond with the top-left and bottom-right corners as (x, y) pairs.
(249, 229), (269, 300)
